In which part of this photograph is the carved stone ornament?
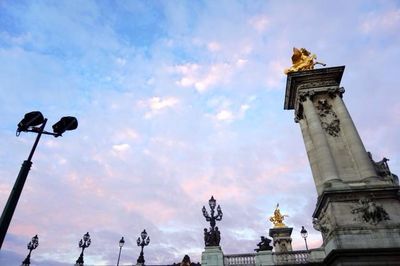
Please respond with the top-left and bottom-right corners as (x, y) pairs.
(298, 90), (316, 102)
(313, 211), (333, 239)
(368, 152), (399, 185)
(297, 80), (338, 90)
(316, 99), (340, 137)
(351, 197), (390, 225)
(328, 87), (345, 98)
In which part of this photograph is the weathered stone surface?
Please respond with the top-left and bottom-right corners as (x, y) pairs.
(269, 227), (293, 252)
(284, 66), (400, 265)
(201, 246), (224, 266)
(255, 251), (274, 266)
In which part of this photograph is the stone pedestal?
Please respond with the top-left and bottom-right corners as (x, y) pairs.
(201, 246), (224, 266)
(269, 227), (293, 252)
(313, 187), (400, 265)
(255, 250), (274, 266)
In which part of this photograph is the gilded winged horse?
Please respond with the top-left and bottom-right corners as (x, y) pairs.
(284, 47), (326, 74)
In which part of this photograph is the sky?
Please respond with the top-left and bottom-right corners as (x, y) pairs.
(0, 0), (399, 265)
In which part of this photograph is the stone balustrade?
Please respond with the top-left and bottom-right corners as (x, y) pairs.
(274, 250), (310, 264)
(224, 253), (256, 265)
(223, 250), (311, 265)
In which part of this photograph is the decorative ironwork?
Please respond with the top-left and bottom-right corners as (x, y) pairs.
(202, 196), (223, 247)
(254, 236), (273, 252)
(136, 229), (150, 264)
(21, 234), (39, 266)
(75, 232), (91, 266)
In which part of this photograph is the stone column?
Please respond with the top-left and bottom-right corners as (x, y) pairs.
(330, 88), (377, 179)
(300, 91), (340, 186)
(299, 117), (323, 194)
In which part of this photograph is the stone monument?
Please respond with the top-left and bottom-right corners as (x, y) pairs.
(268, 204), (293, 253)
(284, 48), (400, 265)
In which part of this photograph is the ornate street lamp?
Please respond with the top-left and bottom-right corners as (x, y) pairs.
(136, 229), (150, 264)
(202, 196), (223, 246)
(75, 232), (91, 265)
(21, 234), (39, 266)
(300, 226), (309, 250)
(117, 236), (125, 266)
(0, 111), (78, 249)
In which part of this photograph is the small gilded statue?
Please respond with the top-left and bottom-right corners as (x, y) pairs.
(284, 47), (326, 74)
(269, 204), (288, 228)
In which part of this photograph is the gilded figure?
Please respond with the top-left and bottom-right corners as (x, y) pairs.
(284, 47), (326, 74)
(269, 204), (288, 228)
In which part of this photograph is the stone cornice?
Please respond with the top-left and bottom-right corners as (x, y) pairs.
(312, 186), (400, 218)
(284, 66), (345, 110)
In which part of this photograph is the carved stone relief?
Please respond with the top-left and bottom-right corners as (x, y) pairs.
(351, 197), (390, 225)
(316, 99), (341, 137)
(298, 90), (316, 102)
(297, 80), (338, 90)
(328, 87), (345, 98)
(368, 152), (399, 185)
(313, 210), (333, 239)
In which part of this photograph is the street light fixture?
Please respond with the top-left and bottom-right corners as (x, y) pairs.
(136, 229), (150, 265)
(300, 226), (309, 250)
(0, 111), (78, 249)
(117, 236), (125, 266)
(21, 234), (39, 266)
(202, 196), (223, 247)
(75, 232), (91, 266)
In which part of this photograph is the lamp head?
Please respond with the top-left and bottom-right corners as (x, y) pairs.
(141, 230), (147, 240)
(209, 196), (216, 209)
(119, 237), (125, 247)
(17, 111), (44, 133)
(300, 226), (308, 239)
(83, 232), (90, 242)
(52, 116), (78, 136)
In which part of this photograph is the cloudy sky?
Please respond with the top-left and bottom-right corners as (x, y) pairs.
(0, 0), (399, 265)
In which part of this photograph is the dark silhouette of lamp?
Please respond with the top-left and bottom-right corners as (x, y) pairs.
(0, 111), (78, 249)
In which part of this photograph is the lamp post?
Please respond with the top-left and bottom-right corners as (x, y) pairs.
(136, 229), (150, 265)
(300, 226), (309, 251)
(0, 111), (78, 249)
(21, 234), (39, 266)
(117, 236), (125, 266)
(202, 196), (223, 246)
(75, 232), (91, 266)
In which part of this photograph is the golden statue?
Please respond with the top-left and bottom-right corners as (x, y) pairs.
(269, 204), (288, 228)
(284, 47), (326, 74)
